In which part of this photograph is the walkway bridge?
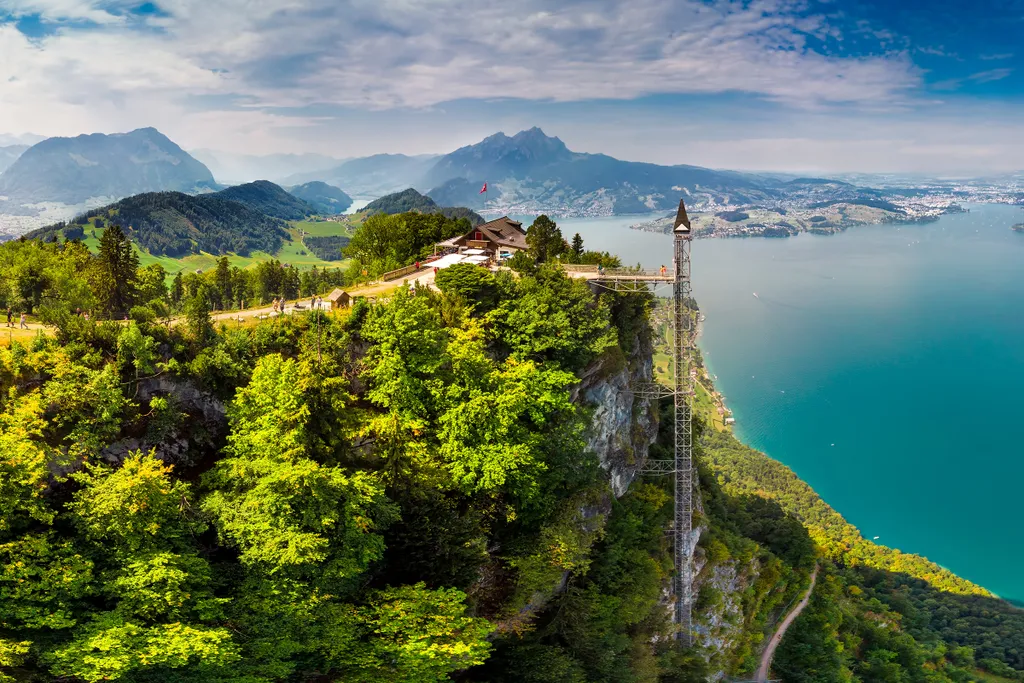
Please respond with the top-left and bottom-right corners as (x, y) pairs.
(562, 264), (675, 290)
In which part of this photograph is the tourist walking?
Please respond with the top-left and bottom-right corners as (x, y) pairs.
(19, 312), (28, 330)
(5, 307), (12, 327)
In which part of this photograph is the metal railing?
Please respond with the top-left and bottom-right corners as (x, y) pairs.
(561, 264), (674, 280)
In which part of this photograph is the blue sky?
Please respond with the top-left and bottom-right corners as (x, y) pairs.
(0, 0), (1021, 172)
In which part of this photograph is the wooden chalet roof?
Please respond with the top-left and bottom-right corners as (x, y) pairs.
(327, 288), (349, 302)
(467, 216), (528, 250)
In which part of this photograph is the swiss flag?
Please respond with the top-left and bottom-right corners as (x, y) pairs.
(479, 182), (487, 194)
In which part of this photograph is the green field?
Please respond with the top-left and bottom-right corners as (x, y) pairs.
(71, 219), (351, 280)
(292, 220), (354, 237)
(695, 381), (727, 432)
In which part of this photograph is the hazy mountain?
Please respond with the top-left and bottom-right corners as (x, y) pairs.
(276, 128), (864, 216)
(0, 133), (45, 147)
(191, 149), (346, 184)
(284, 154), (439, 197)
(0, 145), (27, 175)
(286, 181), (353, 214)
(422, 127), (791, 214)
(427, 178), (487, 210)
(215, 180), (315, 220)
(0, 128), (215, 207)
(423, 127), (574, 189)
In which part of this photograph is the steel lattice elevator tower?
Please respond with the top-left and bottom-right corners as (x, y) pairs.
(671, 200), (694, 645)
(581, 198), (695, 645)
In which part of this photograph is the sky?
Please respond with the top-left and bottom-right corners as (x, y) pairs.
(0, 0), (1021, 173)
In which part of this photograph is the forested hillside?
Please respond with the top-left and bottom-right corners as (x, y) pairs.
(214, 180), (316, 220)
(287, 181), (353, 215)
(702, 428), (1024, 678)
(1, 219), (1022, 683)
(28, 192), (290, 257)
(362, 188), (484, 225)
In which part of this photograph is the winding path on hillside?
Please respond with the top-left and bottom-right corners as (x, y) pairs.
(207, 266), (438, 324)
(756, 564), (819, 683)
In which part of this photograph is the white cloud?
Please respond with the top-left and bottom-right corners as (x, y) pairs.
(0, 0), (921, 115)
(968, 68), (1013, 83)
(0, 0), (1019, 174)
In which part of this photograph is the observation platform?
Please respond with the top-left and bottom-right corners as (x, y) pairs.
(561, 264), (677, 282)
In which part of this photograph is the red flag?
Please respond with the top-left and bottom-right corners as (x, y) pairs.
(479, 182), (487, 194)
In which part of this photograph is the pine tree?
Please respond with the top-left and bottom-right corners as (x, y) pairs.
(94, 225), (139, 316)
(170, 271), (184, 306)
(185, 283), (215, 344)
(570, 232), (584, 262)
(526, 215), (566, 263)
(215, 257), (232, 310)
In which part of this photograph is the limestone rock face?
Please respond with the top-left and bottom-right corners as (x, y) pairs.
(100, 377), (227, 467)
(574, 330), (659, 498)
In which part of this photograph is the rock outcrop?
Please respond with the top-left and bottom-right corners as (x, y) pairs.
(574, 333), (659, 498)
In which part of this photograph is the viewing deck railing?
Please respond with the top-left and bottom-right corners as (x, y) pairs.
(561, 264), (675, 281)
(380, 255), (443, 282)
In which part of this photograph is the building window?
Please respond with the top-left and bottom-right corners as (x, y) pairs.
(474, 231), (483, 241)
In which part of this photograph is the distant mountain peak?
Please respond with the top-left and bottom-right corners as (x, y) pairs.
(512, 126), (557, 142)
(423, 127), (573, 188)
(480, 132), (512, 144)
(0, 127), (215, 209)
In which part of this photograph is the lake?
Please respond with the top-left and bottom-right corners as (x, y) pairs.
(534, 204), (1024, 602)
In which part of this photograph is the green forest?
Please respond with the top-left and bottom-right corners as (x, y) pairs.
(1, 215), (1023, 682)
(29, 192), (291, 258)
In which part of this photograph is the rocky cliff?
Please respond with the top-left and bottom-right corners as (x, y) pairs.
(574, 331), (659, 498)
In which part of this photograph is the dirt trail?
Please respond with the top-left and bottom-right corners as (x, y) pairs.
(756, 564), (819, 682)
(209, 267), (438, 323)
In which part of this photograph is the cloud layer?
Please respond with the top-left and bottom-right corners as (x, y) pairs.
(0, 1), (920, 114)
(0, 0), (1019, 172)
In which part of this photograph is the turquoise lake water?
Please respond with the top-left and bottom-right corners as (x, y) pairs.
(538, 204), (1024, 602)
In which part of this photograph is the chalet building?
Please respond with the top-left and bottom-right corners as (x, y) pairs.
(437, 216), (528, 258)
(327, 288), (351, 309)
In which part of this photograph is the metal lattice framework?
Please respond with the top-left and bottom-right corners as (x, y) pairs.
(668, 232), (694, 645)
(581, 200), (695, 646)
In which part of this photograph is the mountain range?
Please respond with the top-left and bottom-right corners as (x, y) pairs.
(0, 128), (216, 211)
(0, 145), (27, 175)
(285, 127), (877, 216)
(418, 127), (867, 215)
(1, 125), (930, 234)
